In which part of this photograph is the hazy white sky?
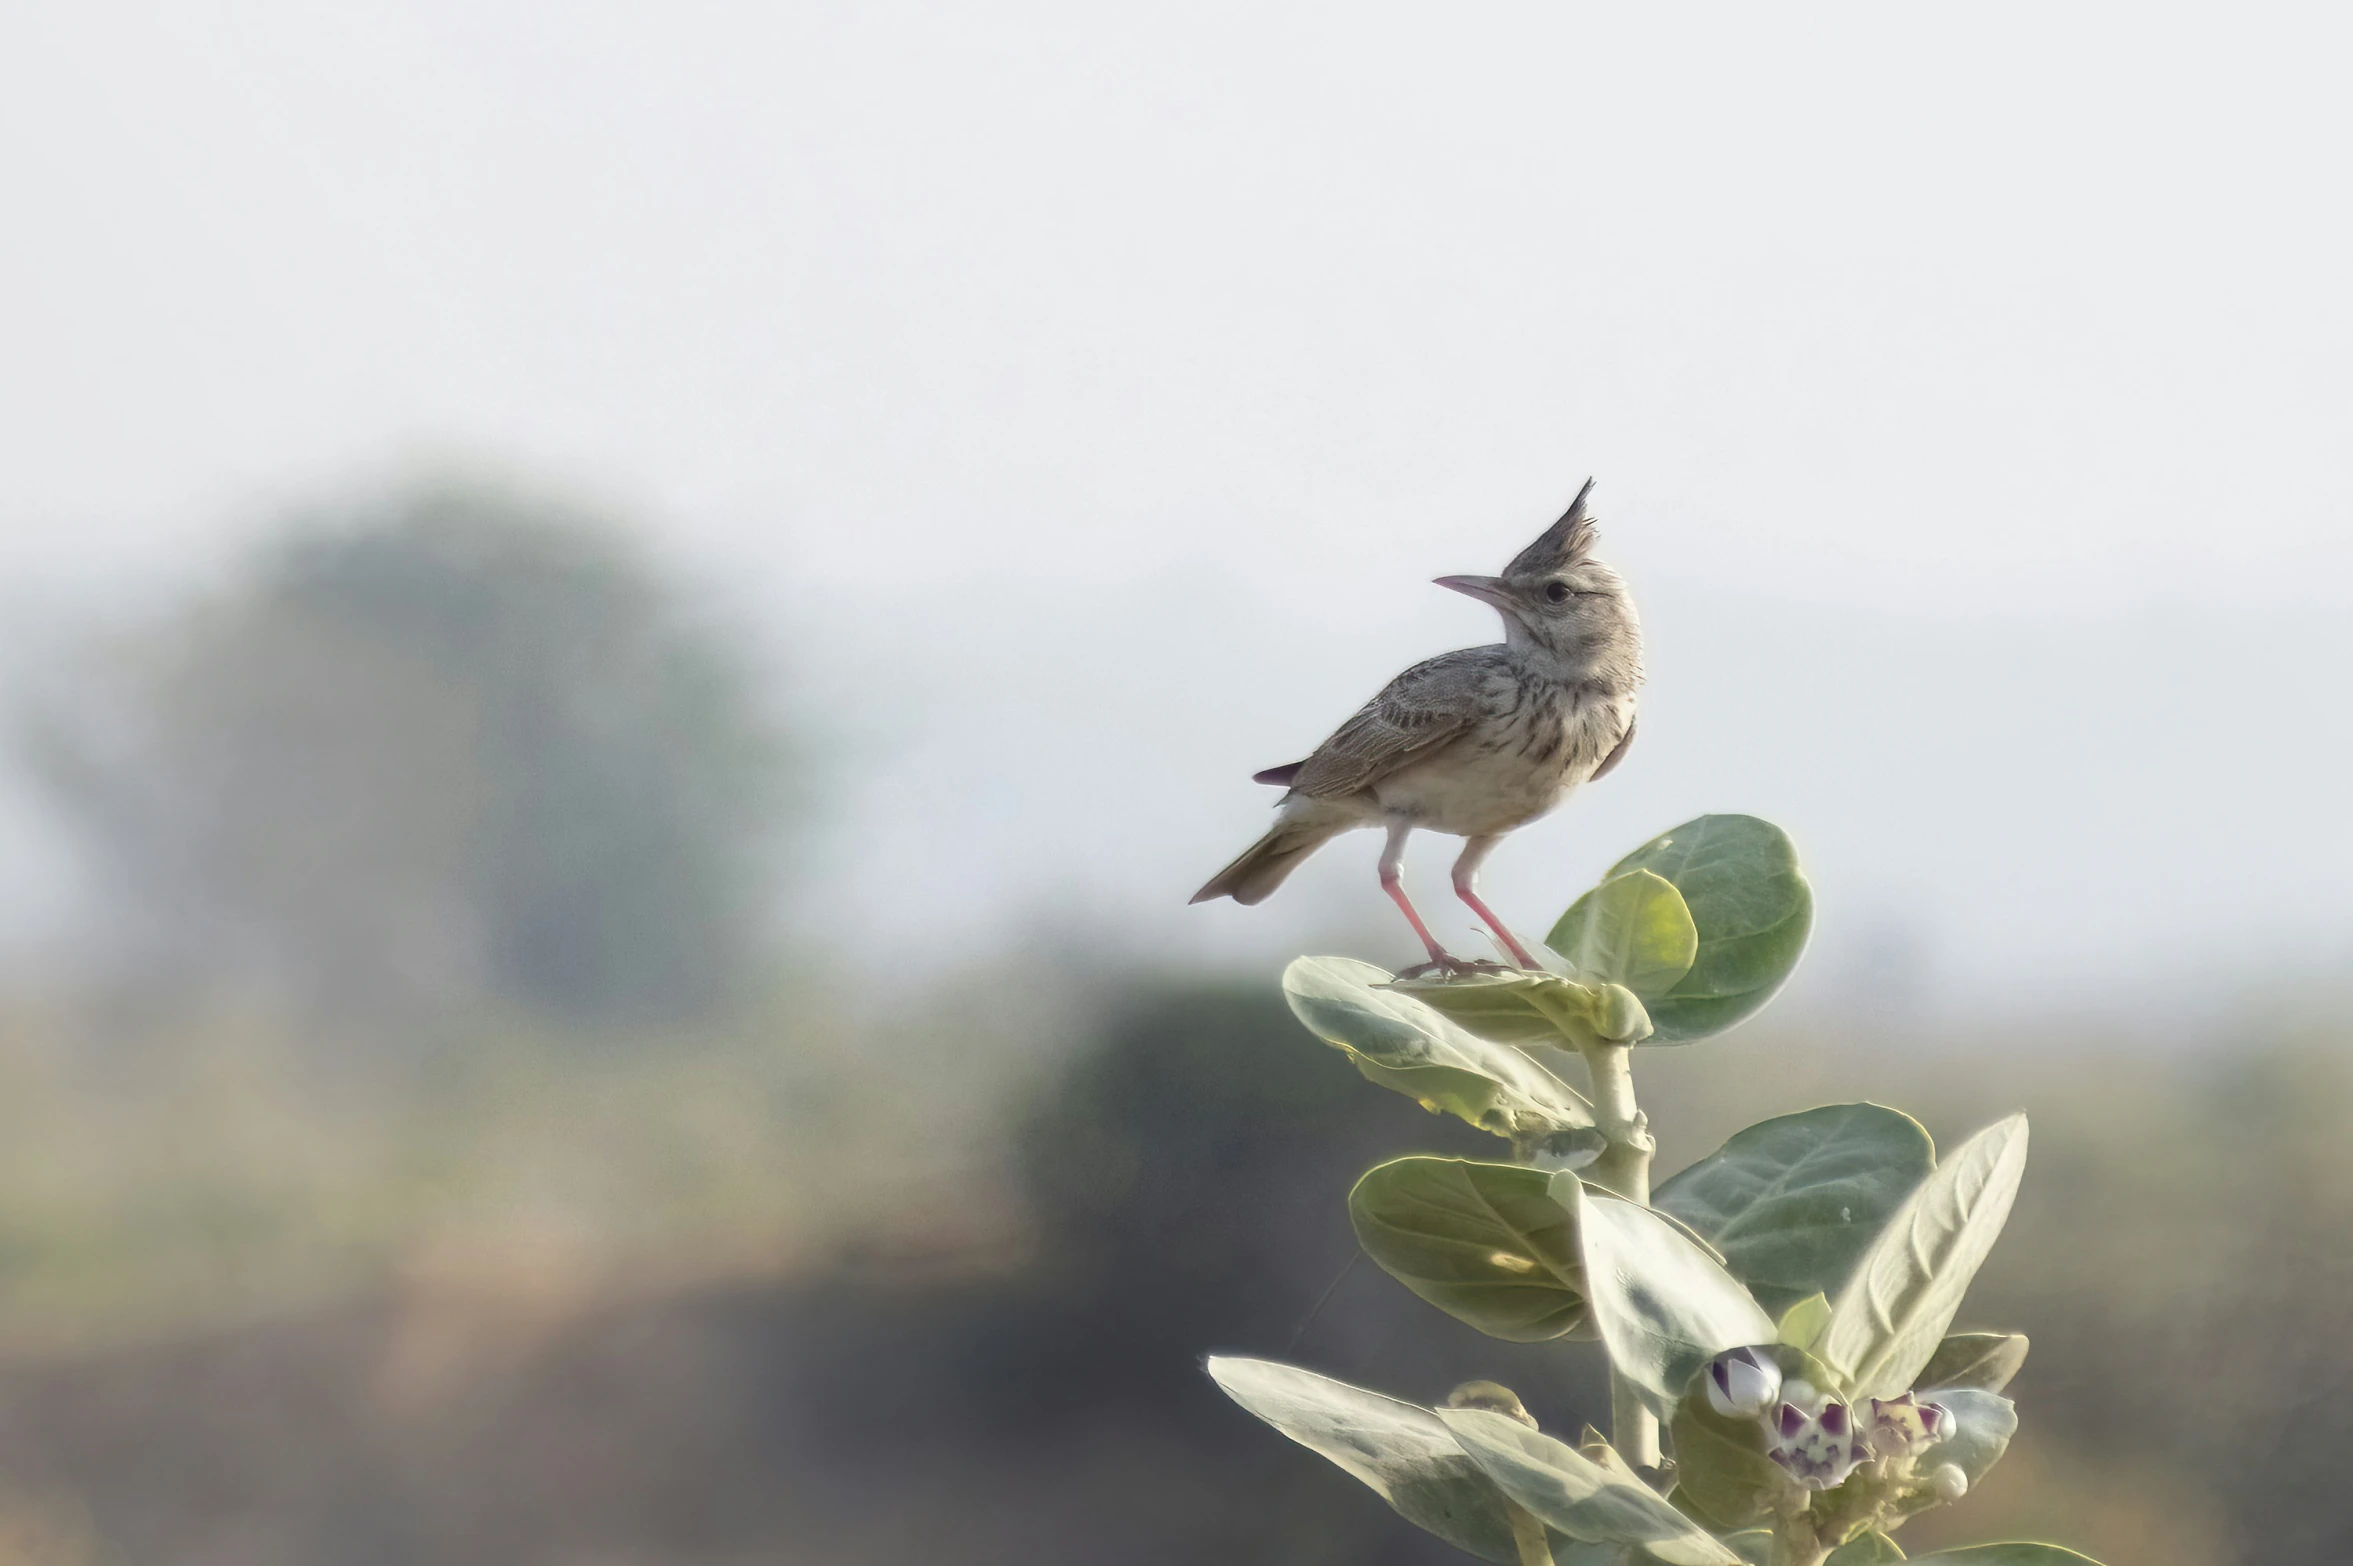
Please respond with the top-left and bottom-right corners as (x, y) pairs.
(3, 2), (2349, 1007)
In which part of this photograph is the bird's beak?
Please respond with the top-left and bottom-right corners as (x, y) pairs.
(1434, 575), (1516, 610)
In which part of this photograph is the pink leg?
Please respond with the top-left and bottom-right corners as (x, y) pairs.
(1378, 822), (1451, 965)
(1453, 835), (1541, 969)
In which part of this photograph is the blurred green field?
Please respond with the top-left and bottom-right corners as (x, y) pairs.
(0, 977), (1031, 1356)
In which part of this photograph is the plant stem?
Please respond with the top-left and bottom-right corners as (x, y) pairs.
(1608, 1372), (1658, 1472)
(1507, 1504), (1557, 1566)
(1578, 1041), (1652, 1203)
(1770, 1500), (1831, 1566)
(1579, 1040), (1660, 1469)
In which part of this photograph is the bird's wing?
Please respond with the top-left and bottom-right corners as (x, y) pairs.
(1588, 713), (1637, 780)
(1285, 650), (1492, 798)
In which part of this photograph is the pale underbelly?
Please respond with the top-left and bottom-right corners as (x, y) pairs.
(1369, 756), (1578, 838)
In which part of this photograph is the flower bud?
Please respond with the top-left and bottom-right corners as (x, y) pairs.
(1444, 1380), (1538, 1428)
(1704, 1346), (1783, 1419)
(1928, 1462), (1969, 1502)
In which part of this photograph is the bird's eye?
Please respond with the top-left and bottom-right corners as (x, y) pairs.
(1544, 581), (1572, 604)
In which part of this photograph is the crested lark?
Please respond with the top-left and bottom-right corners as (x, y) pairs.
(1191, 481), (1643, 972)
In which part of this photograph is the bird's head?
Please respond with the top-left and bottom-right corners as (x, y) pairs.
(1435, 480), (1642, 678)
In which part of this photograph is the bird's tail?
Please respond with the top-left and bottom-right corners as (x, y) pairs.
(1190, 810), (1354, 906)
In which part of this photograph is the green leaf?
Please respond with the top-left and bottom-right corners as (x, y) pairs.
(1818, 1115), (2030, 1399)
(1438, 1407), (1743, 1566)
(1903, 1548), (2102, 1565)
(1668, 1389), (1783, 1531)
(1385, 968), (1615, 1046)
(1917, 1332), (2031, 1393)
(1566, 1175), (1775, 1415)
(1828, 1532), (1907, 1563)
(1204, 1356), (1555, 1564)
(1349, 1158), (1590, 1342)
(1283, 957), (1595, 1137)
(1777, 1293), (1833, 1351)
(1653, 1105), (1935, 1315)
(1549, 869), (1699, 998)
(1723, 1532), (1774, 1566)
(1580, 1178), (1731, 1265)
(1926, 1387), (2019, 1494)
(1588, 814), (1814, 1043)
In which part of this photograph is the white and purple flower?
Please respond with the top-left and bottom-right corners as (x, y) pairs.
(1704, 1346), (1784, 1419)
(1865, 1391), (1954, 1460)
(1766, 1393), (1866, 1489)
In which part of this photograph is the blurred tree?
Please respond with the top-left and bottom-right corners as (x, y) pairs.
(1010, 980), (1605, 1419)
(18, 478), (794, 1028)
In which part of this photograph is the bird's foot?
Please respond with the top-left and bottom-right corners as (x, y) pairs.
(1394, 955), (1516, 982)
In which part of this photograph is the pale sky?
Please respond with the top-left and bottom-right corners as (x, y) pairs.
(4, 2), (2349, 1011)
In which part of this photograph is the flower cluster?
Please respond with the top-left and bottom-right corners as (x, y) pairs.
(1702, 1348), (1958, 1493)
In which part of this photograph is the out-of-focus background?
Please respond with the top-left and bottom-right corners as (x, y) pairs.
(1, 4), (2349, 1563)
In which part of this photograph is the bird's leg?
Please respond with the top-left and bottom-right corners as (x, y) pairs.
(1377, 821), (1456, 971)
(1452, 834), (1543, 970)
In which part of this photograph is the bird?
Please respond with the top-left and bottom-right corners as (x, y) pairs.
(1190, 480), (1643, 974)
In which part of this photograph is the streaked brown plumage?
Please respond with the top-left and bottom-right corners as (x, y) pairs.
(1191, 480), (1643, 971)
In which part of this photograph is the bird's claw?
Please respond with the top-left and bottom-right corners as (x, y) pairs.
(1394, 955), (1518, 982)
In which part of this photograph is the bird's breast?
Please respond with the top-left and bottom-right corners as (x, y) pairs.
(1372, 685), (1631, 837)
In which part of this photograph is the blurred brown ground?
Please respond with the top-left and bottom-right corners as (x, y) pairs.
(0, 981), (2338, 1566)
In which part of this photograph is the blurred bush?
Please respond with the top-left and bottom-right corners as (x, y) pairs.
(1014, 981), (1610, 1407)
(17, 479), (795, 1029)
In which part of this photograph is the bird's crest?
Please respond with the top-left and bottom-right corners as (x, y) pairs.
(1504, 478), (1599, 577)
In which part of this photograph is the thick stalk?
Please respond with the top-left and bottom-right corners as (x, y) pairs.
(1769, 1498), (1831, 1566)
(1578, 1041), (1659, 1469)
(1776, 1536), (1831, 1566)
(1507, 1504), (1557, 1566)
(1578, 1042), (1652, 1203)
(1608, 1373), (1657, 1473)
